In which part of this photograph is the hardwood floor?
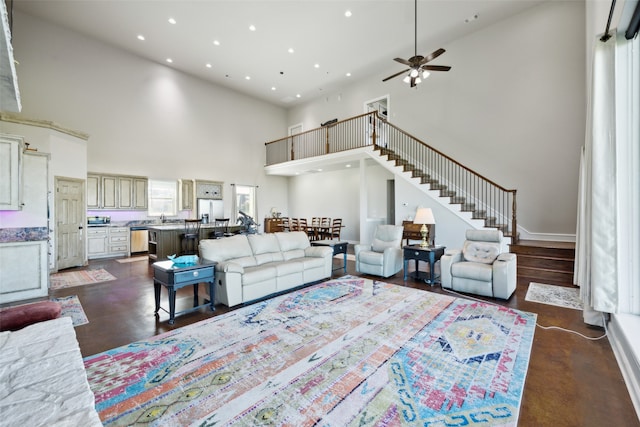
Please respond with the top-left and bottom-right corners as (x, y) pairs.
(49, 254), (639, 426)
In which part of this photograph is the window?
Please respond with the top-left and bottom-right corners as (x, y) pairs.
(148, 179), (177, 217)
(232, 184), (257, 222)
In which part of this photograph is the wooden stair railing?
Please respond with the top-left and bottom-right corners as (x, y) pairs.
(265, 112), (518, 243)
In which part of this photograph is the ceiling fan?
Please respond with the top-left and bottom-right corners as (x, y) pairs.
(382, 0), (451, 87)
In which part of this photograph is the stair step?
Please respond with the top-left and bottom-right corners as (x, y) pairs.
(403, 163), (415, 172)
(461, 203), (476, 211)
(517, 255), (574, 272)
(450, 196), (466, 204)
(431, 184), (447, 191)
(440, 190), (456, 197)
(518, 266), (574, 286)
(472, 210), (487, 219)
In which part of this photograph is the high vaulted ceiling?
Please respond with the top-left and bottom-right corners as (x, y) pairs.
(12, 0), (543, 107)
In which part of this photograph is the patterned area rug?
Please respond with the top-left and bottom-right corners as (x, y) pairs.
(50, 295), (89, 327)
(50, 268), (116, 290)
(525, 282), (583, 311)
(85, 277), (536, 426)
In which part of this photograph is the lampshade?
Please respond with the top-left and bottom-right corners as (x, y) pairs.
(413, 207), (435, 225)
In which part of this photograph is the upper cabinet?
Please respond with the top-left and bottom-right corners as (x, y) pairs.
(88, 172), (148, 210)
(0, 134), (24, 210)
(179, 179), (194, 210)
(195, 180), (223, 199)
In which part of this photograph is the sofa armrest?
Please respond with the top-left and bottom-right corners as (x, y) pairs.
(492, 253), (517, 299)
(216, 260), (244, 274)
(440, 249), (462, 289)
(304, 246), (333, 258)
(382, 247), (403, 277)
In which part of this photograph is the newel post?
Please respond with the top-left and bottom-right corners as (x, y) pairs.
(511, 190), (517, 244)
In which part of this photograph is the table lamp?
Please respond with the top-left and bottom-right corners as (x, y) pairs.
(413, 207), (435, 247)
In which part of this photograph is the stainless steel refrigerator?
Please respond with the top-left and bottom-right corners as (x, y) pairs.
(197, 199), (224, 222)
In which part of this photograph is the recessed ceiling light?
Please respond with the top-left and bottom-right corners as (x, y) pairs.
(168, 17), (176, 24)
(245, 76), (251, 80)
(346, 72), (351, 77)
(213, 40), (220, 46)
(314, 63), (320, 69)
(296, 94), (301, 98)
(271, 86), (276, 91)
(137, 34), (145, 41)
(166, 58), (173, 63)
(288, 48), (294, 54)
(249, 24), (256, 31)
(345, 10), (352, 17)
(206, 63), (212, 68)
(346, 164), (351, 168)
(317, 169), (323, 172)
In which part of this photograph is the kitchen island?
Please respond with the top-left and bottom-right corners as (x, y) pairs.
(148, 223), (243, 261)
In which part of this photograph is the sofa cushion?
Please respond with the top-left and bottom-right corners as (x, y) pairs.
(274, 260), (304, 276)
(242, 265), (277, 285)
(275, 231), (310, 251)
(200, 235), (253, 262)
(282, 249), (306, 261)
(371, 238), (397, 253)
(255, 252), (285, 265)
(359, 250), (384, 265)
(232, 256), (258, 268)
(462, 241), (499, 264)
(451, 261), (493, 282)
(299, 256), (326, 269)
(248, 234), (282, 255)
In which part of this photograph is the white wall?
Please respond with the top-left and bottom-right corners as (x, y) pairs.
(12, 11), (290, 221)
(287, 1), (586, 238)
(287, 167), (360, 242)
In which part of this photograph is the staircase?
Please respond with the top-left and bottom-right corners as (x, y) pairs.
(376, 146), (516, 239)
(510, 240), (576, 286)
(265, 111), (518, 242)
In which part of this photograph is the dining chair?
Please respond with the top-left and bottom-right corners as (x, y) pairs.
(322, 218), (342, 240)
(180, 219), (202, 255)
(289, 218), (299, 232)
(308, 217), (321, 240)
(298, 218), (308, 235)
(281, 217), (290, 232)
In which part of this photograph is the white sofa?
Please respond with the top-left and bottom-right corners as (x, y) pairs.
(199, 231), (334, 307)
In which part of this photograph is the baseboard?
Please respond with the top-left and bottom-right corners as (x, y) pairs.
(516, 225), (576, 242)
(608, 313), (640, 421)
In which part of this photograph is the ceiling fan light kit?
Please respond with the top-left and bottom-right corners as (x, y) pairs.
(383, 0), (451, 88)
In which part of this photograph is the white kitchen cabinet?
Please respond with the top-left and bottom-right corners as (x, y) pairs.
(87, 226), (130, 259)
(179, 179), (194, 210)
(0, 241), (48, 304)
(0, 134), (23, 210)
(108, 226), (130, 256)
(133, 178), (148, 210)
(86, 174), (100, 209)
(88, 173), (148, 210)
(87, 227), (108, 257)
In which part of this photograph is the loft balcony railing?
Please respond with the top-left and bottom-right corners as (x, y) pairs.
(265, 112), (517, 242)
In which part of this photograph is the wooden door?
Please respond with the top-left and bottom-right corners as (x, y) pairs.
(56, 177), (85, 270)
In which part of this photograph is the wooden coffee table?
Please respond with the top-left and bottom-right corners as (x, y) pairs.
(152, 259), (216, 324)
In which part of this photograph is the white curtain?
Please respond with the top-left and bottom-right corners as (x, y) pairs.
(575, 36), (618, 326)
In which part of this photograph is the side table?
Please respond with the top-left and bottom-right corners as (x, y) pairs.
(403, 245), (446, 285)
(152, 259), (216, 324)
(311, 240), (348, 271)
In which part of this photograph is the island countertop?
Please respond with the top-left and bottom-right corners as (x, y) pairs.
(147, 223), (234, 231)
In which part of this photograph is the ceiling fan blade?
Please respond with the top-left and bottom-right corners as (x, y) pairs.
(393, 57), (412, 66)
(423, 65), (451, 72)
(420, 48), (446, 65)
(382, 68), (410, 82)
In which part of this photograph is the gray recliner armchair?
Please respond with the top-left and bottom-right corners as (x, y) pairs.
(440, 229), (517, 299)
(354, 225), (404, 278)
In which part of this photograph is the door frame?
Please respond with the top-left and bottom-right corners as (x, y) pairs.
(54, 176), (86, 271)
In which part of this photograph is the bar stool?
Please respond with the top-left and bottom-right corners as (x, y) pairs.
(180, 219), (202, 255)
